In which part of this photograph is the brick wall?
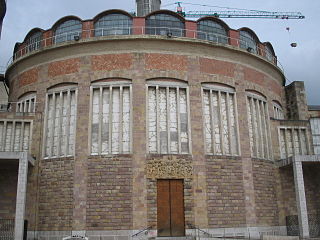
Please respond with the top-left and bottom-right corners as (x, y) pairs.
(252, 159), (279, 226)
(87, 156), (133, 230)
(38, 158), (74, 230)
(303, 165), (320, 215)
(206, 156), (246, 227)
(279, 167), (297, 217)
(0, 164), (18, 219)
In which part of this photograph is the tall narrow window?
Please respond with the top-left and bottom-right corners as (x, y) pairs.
(246, 91), (271, 159)
(147, 81), (190, 154)
(273, 101), (284, 120)
(90, 81), (132, 155)
(279, 127), (308, 159)
(310, 118), (320, 154)
(44, 85), (77, 158)
(17, 93), (36, 113)
(202, 84), (239, 155)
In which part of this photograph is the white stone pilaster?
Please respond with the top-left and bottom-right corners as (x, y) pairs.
(292, 156), (309, 238)
(14, 152), (29, 240)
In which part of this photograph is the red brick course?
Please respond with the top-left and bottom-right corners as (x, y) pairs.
(145, 53), (187, 71)
(19, 68), (39, 87)
(92, 54), (133, 71)
(48, 58), (80, 77)
(200, 58), (235, 77)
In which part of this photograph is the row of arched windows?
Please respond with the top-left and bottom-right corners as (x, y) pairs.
(19, 11), (275, 61)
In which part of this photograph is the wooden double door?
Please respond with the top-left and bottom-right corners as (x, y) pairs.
(157, 179), (185, 237)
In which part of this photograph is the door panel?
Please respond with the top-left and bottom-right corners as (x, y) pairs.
(157, 179), (185, 237)
(170, 180), (185, 236)
(157, 180), (171, 236)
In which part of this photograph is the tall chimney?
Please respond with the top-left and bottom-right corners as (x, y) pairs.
(136, 0), (161, 17)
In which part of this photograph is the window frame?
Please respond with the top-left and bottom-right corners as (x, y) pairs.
(240, 30), (258, 54)
(145, 13), (185, 37)
(42, 85), (78, 159)
(0, 119), (33, 152)
(146, 80), (192, 155)
(88, 80), (133, 155)
(94, 13), (133, 37)
(197, 19), (228, 44)
(272, 101), (284, 120)
(53, 19), (82, 44)
(16, 92), (37, 113)
(310, 117), (320, 154)
(246, 91), (273, 160)
(201, 83), (240, 156)
(278, 126), (310, 159)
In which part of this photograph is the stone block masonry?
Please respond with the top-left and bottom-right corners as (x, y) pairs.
(38, 158), (74, 230)
(87, 156), (133, 230)
(206, 156), (246, 228)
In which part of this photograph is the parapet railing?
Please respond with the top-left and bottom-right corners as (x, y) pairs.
(7, 27), (284, 72)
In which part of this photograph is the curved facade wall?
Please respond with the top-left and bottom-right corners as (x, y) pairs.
(3, 9), (320, 240)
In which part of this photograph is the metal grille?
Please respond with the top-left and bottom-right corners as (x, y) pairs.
(0, 219), (14, 240)
(309, 214), (320, 237)
(286, 214), (320, 237)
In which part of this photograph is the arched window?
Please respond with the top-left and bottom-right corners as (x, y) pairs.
(246, 91), (271, 159)
(90, 80), (132, 155)
(26, 31), (42, 53)
(202, 83), (239, 155)
(240, 30), (258, 54)
(43, 84), (78, 158)
(54, 19), (82, 43)
(147, 79), (190, 154)
(197, 20), (228, 44)
(265, 44), (274, 62)
(94, 13), (132, 36)
(17, 92), (36, 113)
(272, 101), (284, 119)
(146, 13), (185, 37)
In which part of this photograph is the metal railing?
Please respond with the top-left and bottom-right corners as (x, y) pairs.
(286, 214), (320, 237)
(0, 219), (14, 240)
(7, 27), (281, 71)
(131, 226), (154, 240)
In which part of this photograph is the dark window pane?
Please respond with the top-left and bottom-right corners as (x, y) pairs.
(94, 13), (132, 36)
(239, 31), (257, 53)
(197, 20), (228, 44)
(54, 19), (82, 43)
(146, 13), (185, 37)
(26, 31), (42, 53)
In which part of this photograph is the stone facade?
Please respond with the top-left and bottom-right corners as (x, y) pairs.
(1, 9), (320, 240)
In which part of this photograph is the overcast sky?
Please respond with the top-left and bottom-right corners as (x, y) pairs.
(0, 0), (319, 105)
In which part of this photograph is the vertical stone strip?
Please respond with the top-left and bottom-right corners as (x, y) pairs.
(72, 57), (91, 233)
(14, 152), (28, 240)
(132, 53), (147, 230)
(189, 56), (208, 228)
(235, 65), (257, 226)
(293, 156), (310, 238)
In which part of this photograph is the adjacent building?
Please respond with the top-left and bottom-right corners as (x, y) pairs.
(0, 0), (6, 39)
(0, 6), (319, 240)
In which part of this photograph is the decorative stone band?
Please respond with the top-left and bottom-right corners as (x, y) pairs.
(146, 158), (193, 179)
